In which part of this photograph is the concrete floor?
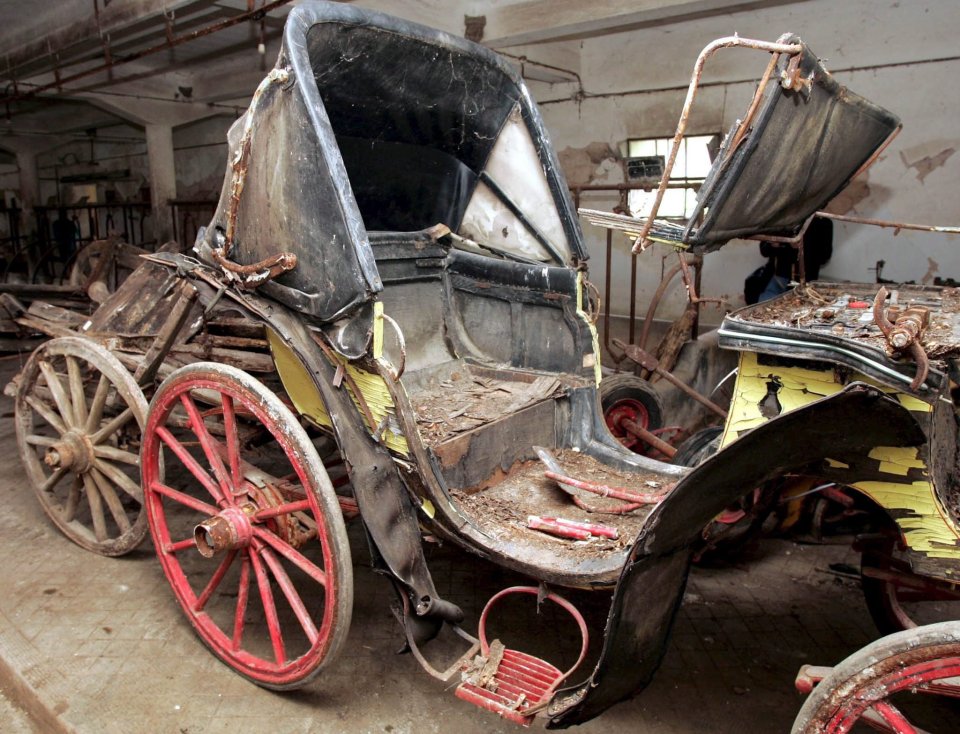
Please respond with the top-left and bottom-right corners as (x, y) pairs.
(0, 353), (935, 733)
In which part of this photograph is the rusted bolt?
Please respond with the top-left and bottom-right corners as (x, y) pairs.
(44, 448), (62, 468)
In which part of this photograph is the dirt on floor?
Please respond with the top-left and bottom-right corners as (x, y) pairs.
(451, 449), (671, 561)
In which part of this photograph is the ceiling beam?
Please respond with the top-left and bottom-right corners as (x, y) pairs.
(481, 0), (814, 47)
(0, 0), (202, 77)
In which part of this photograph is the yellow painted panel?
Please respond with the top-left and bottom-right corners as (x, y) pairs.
(868, 446), (925, 475)
(854, 480), (960, 559)
(825, 458), (850, 469)
(267, 328), (410, 456)
(897, 393), (933, 413)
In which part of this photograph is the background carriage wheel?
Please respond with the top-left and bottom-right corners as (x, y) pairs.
(141, 363), (353, 690)
(14, 336), (149, 556)
(791, 621), (960, 733)
(861, 535), (960, 635)
(599, 373), (664, 453)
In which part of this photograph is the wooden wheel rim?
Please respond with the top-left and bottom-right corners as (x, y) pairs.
(14, 336), (149, 556)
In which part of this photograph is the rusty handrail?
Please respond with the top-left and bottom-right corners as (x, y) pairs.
(634, 36), (803, 252)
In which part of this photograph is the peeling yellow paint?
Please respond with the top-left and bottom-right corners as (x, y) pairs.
(897, 393), (933, 413)
(576, 273), (602, 386)
(868, 446), (925, 477)
(853, 480), (960, 558)
(826, 458), (850, 469)
(267, 329), (410, 456)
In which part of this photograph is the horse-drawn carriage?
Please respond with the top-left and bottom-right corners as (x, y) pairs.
(9, 3), (958, 729)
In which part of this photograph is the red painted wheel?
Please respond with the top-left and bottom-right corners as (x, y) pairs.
(792, 621), (960, 733)
(861, 536), (960, 635)
(599, 374), (664, 453)
(142, 363), (352, 690)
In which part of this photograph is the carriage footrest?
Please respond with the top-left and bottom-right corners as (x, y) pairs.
(455, 646), (562, 726)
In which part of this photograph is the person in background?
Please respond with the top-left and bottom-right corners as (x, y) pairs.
(744, 217), (833, 304)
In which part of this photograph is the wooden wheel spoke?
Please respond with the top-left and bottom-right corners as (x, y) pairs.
(93, 444), (140, 466)
(90, 406), (135, 445)
(149, 480), (217, 516)
(221, 394), (242, 487)
(25, 395), (67, 435)
(93, 459), (143, 503)
(156, 425), (224, 504)
(25, 434), (58, 447)
(195, 549), (238, 612)
(260, 547), (319, 644)
(249, 549), (286, 666)
(82, 473), (109, 541)
(84, 373), (110, 433)
(89, 466), (133, 534)
(40, 465), (68, 494)
(37, 360), (75, 428)
(63, 477), (81, 522)
(232, 553), (252, 652)
(180, 394), (232, 499)
(66, 356), (88, 427)
(871, 701), (918, 733)
(252, 528), (327, 587)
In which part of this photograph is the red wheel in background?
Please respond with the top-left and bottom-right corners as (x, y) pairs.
(599, 373), (664, 453)
(141, 363), (352, 690)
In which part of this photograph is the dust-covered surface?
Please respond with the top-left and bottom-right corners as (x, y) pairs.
(732, 282), (960, 359)
(452, 449), (671, 560)
(409, 366), (565, 445)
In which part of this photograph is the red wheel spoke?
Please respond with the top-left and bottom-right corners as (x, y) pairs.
(260, 547), (319, 644)
(253, 499), (312, 522)
(195, 550), (238, 612)
(221, 394), (242, 487)
(150, 480), (218, 516)
(157, 425), (224, 504)
(165, 537), (197, 554)
(232, 552), (251, 652)
(249, 549), (286, 666)
(253, 528), (327, 587)
(871, 701), (918, 734)
(180, 394), (232, 499)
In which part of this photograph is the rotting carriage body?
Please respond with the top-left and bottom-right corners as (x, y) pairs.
(9, 1), (956, 729)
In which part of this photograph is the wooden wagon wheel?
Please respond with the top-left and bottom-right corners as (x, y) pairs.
(141, 363), (353, 690)
(14, 336), (149, 555)
(792, 621), (960, 733)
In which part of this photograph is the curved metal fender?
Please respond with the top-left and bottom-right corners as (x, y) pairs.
(546, 382), (925, 728)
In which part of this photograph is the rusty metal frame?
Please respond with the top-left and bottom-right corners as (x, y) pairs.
(634, 36), (803, 252)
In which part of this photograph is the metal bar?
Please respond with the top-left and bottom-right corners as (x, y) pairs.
(815, 211), (960, 235)
(621, 418), (677, 458)
(0, 0), (294, 105)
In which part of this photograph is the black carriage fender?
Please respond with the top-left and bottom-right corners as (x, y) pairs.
(547, 382), (925, 728)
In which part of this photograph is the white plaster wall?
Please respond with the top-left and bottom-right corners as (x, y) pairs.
(173, 115), (233, 199)
(533, 0), (960, 325)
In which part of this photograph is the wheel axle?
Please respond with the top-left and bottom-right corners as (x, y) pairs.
(194, 505), (255, 557)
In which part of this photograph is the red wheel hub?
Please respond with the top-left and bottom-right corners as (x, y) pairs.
(194, 505), (255, 558)
(604, 398), (650, 449)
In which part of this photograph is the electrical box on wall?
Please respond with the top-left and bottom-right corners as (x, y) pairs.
(626, 155), (664, 181)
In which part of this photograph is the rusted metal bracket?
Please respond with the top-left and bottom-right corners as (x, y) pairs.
(872, 286), (930, 391)
(612, 338), (728, 419)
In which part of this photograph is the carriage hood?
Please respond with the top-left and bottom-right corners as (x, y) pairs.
(197, 1), (585, 324)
